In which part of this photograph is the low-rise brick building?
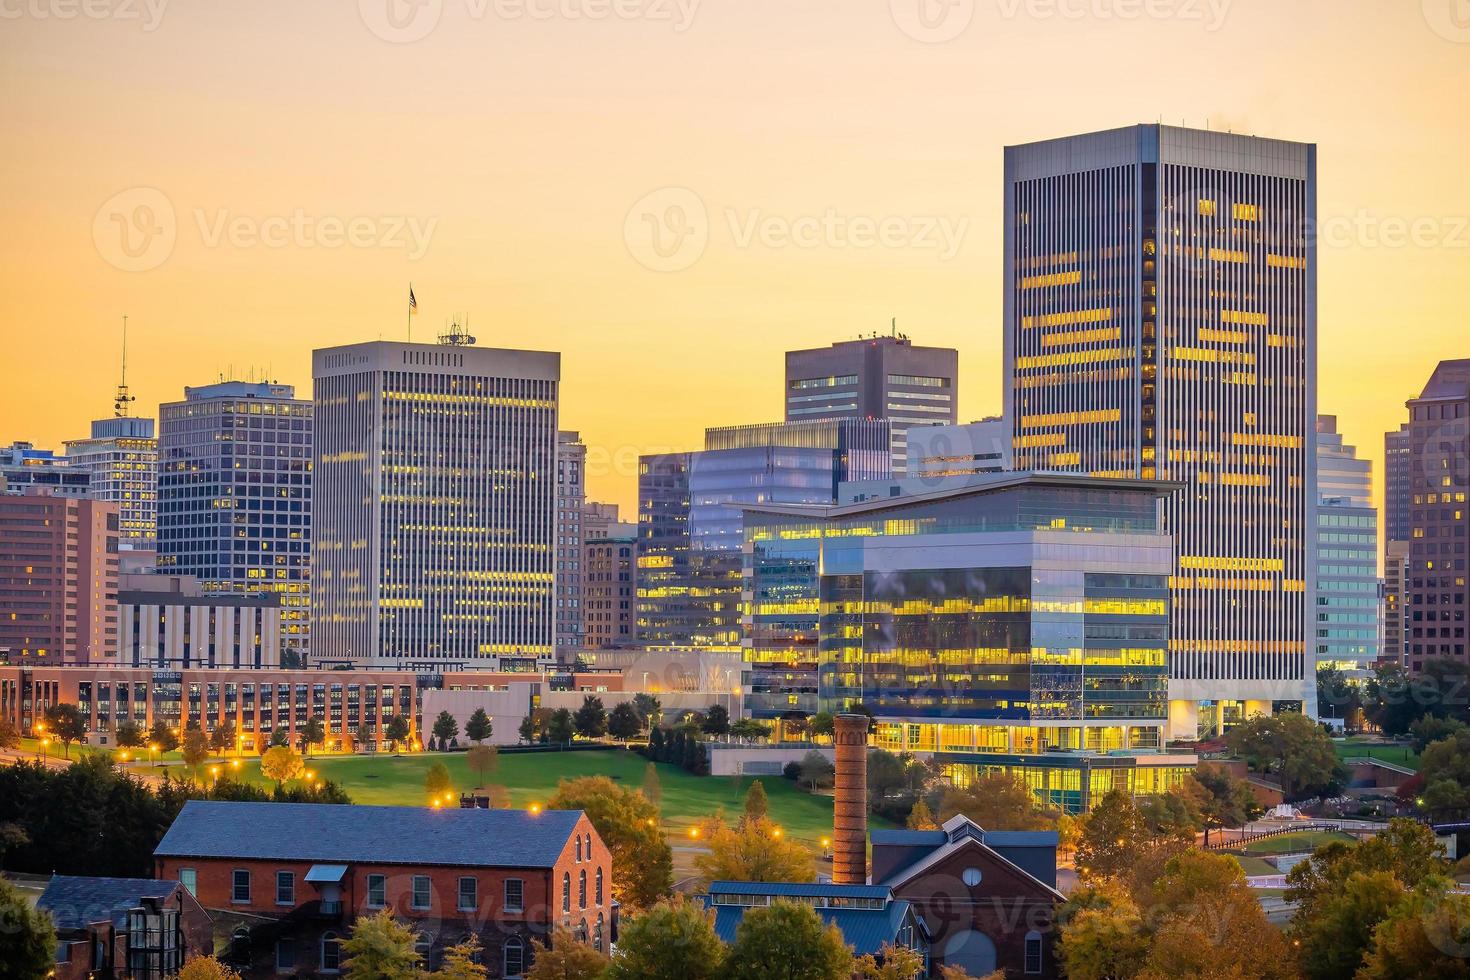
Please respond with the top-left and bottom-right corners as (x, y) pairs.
(153, 800), (612, 978)
(38, 875), (213, 980)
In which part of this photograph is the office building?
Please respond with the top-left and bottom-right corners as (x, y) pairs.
(556, 431), (586, 654)
(312, 340), (559, 669)
(64, 417), (158, 553)
(0, 441), (90, 497)
(0, 491), (119, 664)
(906, 417), (1011, 479)
(1384, 539), (1410, 667)
(1313, 416), (1379, 675)
(742, 472), (1194, 811)
(1004, 124), (1317, 738)
(117, 573), (282, 669)
(1403, 360), (1470, 671)
(635, 453), (694, 647)
(785, 335), (958, 472)
(1385, 423), (1413, 545)
(584, 520), (636, 649)
(582, 501), (622, 542)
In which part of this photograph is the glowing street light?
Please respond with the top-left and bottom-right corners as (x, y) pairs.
(688, 825), (700, 839)
(529, 803), (543, 815)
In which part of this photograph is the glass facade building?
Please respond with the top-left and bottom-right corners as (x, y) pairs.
(1004, 124), (1317, 737)
(157, 383), (312, 653)
(1313, 416), (1379, 675)
(312, 342), (560, 669)
(743, 473), (1189, 812)
(65, 416), (159, 552)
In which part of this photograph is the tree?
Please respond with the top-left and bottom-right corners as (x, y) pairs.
(1367, 657), (1470, 736)
(797, 749), (834, 791)
(268, 725), (291, 749)
(1074, 788), (1152, 885)
(298, 717), (326, 756)
(1419, 729), (1470, 816)
(574, 696), (608, 739)
(436, 936), (488, 980)
(1318, 663), (1365, 726)
(431, 710), (459, 751)
(855, 943), (925, 980)
(1057, 883), (1150, 980)
(466, 744), (498, 788)
(1226, 711), (1345, 799)
(178, 956), (243, 980)
(1358, 884), (1470, 980)
(280, 646), (305, 669)
(0, 874), (57, 980)
(1287, 818), (1448, 918)
(906, 798), (938, 830)
(605, 898), (725, 980)
(181, 729), (211, 773)
(425, 761), (453, 801)
(743, 780), (769, 824)
(112, 720), (144, 749)
(702, 704), (730, 736)
(1192, 763), (1263, 832)
(260, 746), (304, 787)
(44, 702), (86, 758)
(525, 926), (607, 980)
(632, 692), (662, 730)
(465, 708), (493, 744)
(1411, 715), (1468, 754)
(723, 900), (853, 980)
(642, 762), (662, 805)
(520, 709), (549, 745)
(341, 909), (423, 979)
(385, 715), (411, 752)
(730, 718), (770, 741)
(937, 771), (1054, 831)
(549, 775), (672, 911)
(603, 702), (638, 741)
(694, 814), (816, 887)
(208, 720), (237, 755)
(147, 719), (179, 753)
(548, 708), (576, 745)
(808, 712), (834, 738)
(1293, 870), (1406, 980)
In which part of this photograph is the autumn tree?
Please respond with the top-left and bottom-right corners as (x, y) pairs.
(178, 957), (243, 980)
(642, 762), (662, 805)
(525, 926), (607, 980)
(260, 745), (304, 787)
(855, 943), (926, 980)
(549, 775), (672, 911)
(1293, 870), (1406, 980)
(1358, 885), (1470, 980)
(0, 874), (57, 980)
(742, 780), (769, 824)
(425, 761), (452, 801)
(181, 728), (211, 774)
(466, 744), (498, 788)
(938, 771), (1054, 831)
(340, 909), (422, 979)
(1074, 788), (1152, 885)
(906, 798), (939, 830)
(1226, 710), (1345, 799)
(436, 936), (488, 980)
(605, 898), (725, 980)
(722, 900), (853, 980)
(1056, 882), (1149, 980)
(694, 814), (815, 887)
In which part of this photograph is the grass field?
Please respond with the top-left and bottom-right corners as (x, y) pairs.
(1230, 855), (1282, 877)
(1238, 830), (1355, 855)
(1333, 740), (1420, 771)
(121, 748), (892, 847)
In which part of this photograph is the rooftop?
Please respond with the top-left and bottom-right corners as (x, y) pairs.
(38, 876), (184, 932)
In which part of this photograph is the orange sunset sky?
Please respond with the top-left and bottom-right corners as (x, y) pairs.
(2, 0), (1469, 515)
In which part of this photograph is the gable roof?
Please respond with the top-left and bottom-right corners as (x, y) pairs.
(154, 800), (582, 869)
(875, 814), (1064, 900)
(38, 876), (185, 932)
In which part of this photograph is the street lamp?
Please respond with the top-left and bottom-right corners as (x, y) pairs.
(149, 742), (159, 768)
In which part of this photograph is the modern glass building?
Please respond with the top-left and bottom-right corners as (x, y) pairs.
(1313, 416), (1379, 677)
(65, 416), (158, 553)
(742, 472), (1191, 812)
(1004, 124), (1317, 738)
(311, 341), (559, 669)
(556, 431), (586, 655)
(157, 382), (312, 654)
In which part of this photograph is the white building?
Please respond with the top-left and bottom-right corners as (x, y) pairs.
(118, 573), (281, 669)
(65, 417), (158, 553)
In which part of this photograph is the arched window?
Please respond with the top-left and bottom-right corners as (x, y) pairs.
(595, 867), (603, 905)
(503, 936), (525, 977)
(578, 869), (587, 909)
(594, 913), (605, 952)
(562, 872), (571, 913)
(578, 919), (588, 944)
(576, 836), (583, 862)
(1024, 930), (1044, 975)
(321, 933), (341, 973)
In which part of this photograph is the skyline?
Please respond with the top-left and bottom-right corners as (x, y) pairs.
(5, 1), (1470, 513)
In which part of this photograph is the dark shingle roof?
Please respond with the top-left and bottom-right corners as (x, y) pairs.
(38, 876), (183, 932)
(154, 800), (581, 869)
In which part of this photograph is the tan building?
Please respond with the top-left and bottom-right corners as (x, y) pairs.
(118, 573), (283, 669)
(583, 523), (636, 648)
(0, 489), (119, 664)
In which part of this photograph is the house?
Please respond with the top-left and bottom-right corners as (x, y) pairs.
(870, 815), (1064, 977)
(38, 875), (212, 980)
(701, 881), (930, 968)
(153, 800), (613, 978)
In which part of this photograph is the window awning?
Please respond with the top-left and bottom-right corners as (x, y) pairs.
(304, 865), (349, 884)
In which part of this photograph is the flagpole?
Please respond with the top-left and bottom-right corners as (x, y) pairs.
(407, 282), (413, 343)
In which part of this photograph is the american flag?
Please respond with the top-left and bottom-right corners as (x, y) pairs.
(409, 286), (418, 313)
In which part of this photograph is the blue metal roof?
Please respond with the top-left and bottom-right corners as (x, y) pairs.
(870, 829), (945, 846)
(706, 881), (892, 899)
(38, 876), (184, 932)
(154, 800), (581, 869)
(304, 864), (349, 883)
(985, 831), (1060, 846)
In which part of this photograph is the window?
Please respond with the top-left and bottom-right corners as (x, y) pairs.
(275, 940), (295, 970)
(503, 937), (525, 977)
(1025, 931), (1044, 975)
(458, 877), (477, 912)
(231, 869), (251, 903)
(412, 876), (431, 910)
(962, 867), (983, 887)
(578, 870), (587, 909)
(178, 868), (197, 897)
(276, 871), (295, 905)
(595, 868), (603, 905)
(321, 933), (341, 973)
(563, 873), (571, 913)
(504, 879), (524, 913)
(576, 836), (583, 862)
(595, 913), (605, 951)
(367, 874), (386, 908)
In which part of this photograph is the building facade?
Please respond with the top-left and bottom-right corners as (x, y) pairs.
(1385, 423), (1413, 547)
(556, 431), (586, 655)
(1384, 539), (1410, 668)
(1403, 360), (1470, 672)
(1313, 416), (1380, 676)
(635, 452), (697, 647)
(1004, 124), (1318, 738)
(117, 573), (282, 669)
(785, 335), (958, 473)
(0, 441), (90, 497)
(65, 417), (159, 553)
(0, 491), (119, 664)
(583, 527), (636, 648)
(312, 341), (560, 669)
(157, 382), (312, 656)
(905, 417), (1011, 482)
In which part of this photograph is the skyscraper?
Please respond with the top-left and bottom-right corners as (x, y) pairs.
(157, 382), (312, 653)
(312, 340), (559, 669)
(785, 335), (958, 473)
(1383, 422), (1414, 668)
(1313, 416), (1379, 676)
(1385, 423), (1413, 546)
(65, 417), (158, 553)
(1403, 360), (1470, 672)
(1004, 124), (1317, 738)
(556, 431), (586, 655)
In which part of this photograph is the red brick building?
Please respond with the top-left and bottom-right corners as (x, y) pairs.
(38, 875), (213, 980)
(154, 800), (613, 978)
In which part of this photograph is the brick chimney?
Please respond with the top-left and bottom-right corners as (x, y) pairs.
(831, 712), (870, 885)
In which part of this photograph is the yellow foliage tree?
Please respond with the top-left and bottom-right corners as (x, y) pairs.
(260, 745), (304, 786)
(693, 814), (815, 887)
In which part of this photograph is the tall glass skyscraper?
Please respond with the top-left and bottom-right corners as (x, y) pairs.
(1313, 416), (1379, 677)
(65, 417), (158, 553)
(157, 382), (313, 653)
(1004, 124), (1317, 738)
(311, 341), (559, 669)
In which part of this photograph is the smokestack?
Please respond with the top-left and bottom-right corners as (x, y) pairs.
(831, 712), (869, 885)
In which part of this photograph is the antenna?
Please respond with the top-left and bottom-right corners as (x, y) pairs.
(438, 316), (476, 347)
(113, 315), (136, 418)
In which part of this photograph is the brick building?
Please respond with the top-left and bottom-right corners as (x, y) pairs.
(154, 801), (612, 978)
(38, 875), (213, 980)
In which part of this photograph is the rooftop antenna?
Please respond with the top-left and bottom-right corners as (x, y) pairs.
(439, 315), (475, 346)
(113, 315), (136, 418)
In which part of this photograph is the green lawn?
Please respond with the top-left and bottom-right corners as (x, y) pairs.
(150, 748), (891, 847)
(1239, 831), (1354, 855)
(1230, 854), (1281, 877)
(1333, 740), (1420, 771)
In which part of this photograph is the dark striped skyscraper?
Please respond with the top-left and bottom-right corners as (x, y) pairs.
(1004, 124), (1317, 739)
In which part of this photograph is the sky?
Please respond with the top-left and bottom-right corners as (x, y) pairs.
(2, 0), (1469, 515)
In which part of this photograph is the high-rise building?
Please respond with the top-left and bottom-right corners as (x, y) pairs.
(157, 382), (312, 656)
(584, 523), (636, 649)
(1403, 360), (1470, 672)
(556, 431), (586, 654)
(785, 335), (958, 473)
(1384, 539), (1410, 668)
(636, 453), (694, 647)
(582, 501), (622, 542)
(1385, 423), (1413, 546)
(117, 573), (281, 669)
(65, 417), (158, 553)
(312, 340), (559, 669)
(1004, 124), (1317, 738)
(1313, 416), (1379, 675)
(0, 442), (90, 497)
(0, 490), (119, 664)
